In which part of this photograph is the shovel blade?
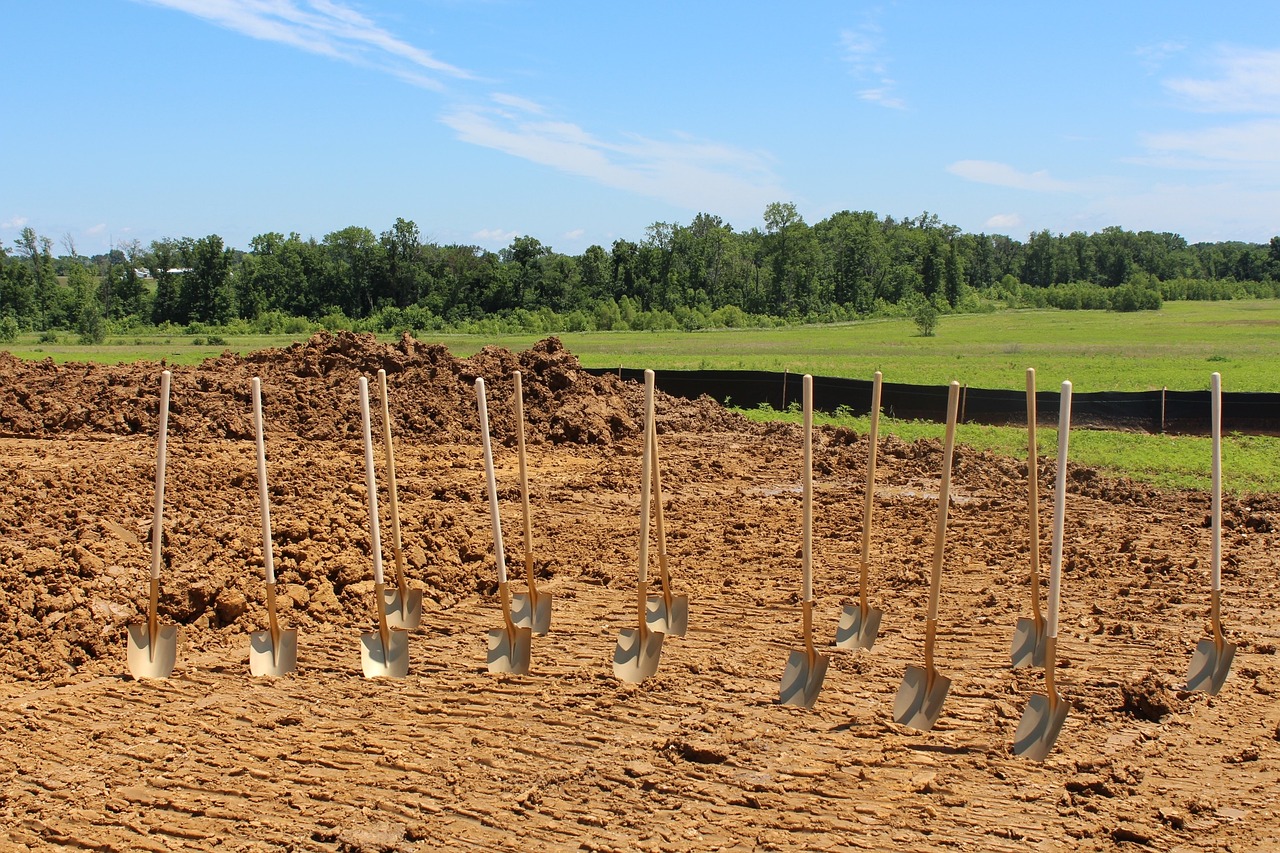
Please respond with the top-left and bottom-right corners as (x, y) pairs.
(645, 594), (690, 637)
(1010, 616), (1047, 669)
(381, 587), (424, 631)
(248, 629), (298, 677)
(893, 664), (952, 731)
(779, 649), (830, 709)
(487, 625), (533, 675)
(834, 604), (883, 651)
(1186, 638), (1237, 695)
(511, 591), (552, 636)
(359, 629), (410, 679)
(1013, 692), (1071, 760)
(125, 623), (179, 680)
(613, 627), (665, 683)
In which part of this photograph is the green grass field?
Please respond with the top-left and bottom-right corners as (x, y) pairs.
(6, 301), (1279, 493)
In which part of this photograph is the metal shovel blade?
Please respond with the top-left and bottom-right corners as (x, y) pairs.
(487, 624), (532, 675)
(893, 664), (952, 731)
(126, 623), (179, 680)
(1012, 692), (1070, 760)
(511, 591), (552, 636)
(835, 603), (882, 651)
(359, 629), (409, 679)
(1010, 616), (1047, 669)
(779, 649), (830, 709)
(1186, 638), (1237, 695)
(249, 628), (298, 677)
(613, 627), (664, 683)
(381, 587), (424, 631)
(644, 594), (689, 637)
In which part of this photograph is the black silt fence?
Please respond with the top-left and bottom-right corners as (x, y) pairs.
(586, 368), (1280, 435)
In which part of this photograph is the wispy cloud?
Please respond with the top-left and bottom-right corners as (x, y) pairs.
(984, 213), (1023, 231)
(563, 228), (585, 240)
(1164, 46), (1280, 113)
(134, 0), (472, 90)
(473, 228), (519, 245)
(441, 98), (786, 216)
(1135, 40), (1186, 73)
(0, 216), (28, 230)
(1138, 119), (1280, 169)
(839, 22), (905, 110)
(947, 160), (1079, 192)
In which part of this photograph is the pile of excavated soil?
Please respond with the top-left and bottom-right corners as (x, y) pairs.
(1, 335), (1279, 851)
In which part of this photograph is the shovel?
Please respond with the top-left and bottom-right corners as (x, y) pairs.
(892, 380), (960, 731)
(357, 376), (409, 679)
(614, 369), (665, 683)
(836, 370), (884, 650)
(509, 370), (552, 636)
(1186, 371), (1236, 694)
(645, 412), (688, 637)
(780, 374), (830, 708)
(1014, 380), (1074, 759)
(1011, 367), (1047, 669)
(126, 369), (180, 680)
(376, 369), (423, 630)
(248, 376), (298, 677)
(476, 377), (533, 675)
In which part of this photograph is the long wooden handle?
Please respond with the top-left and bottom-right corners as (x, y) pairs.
(514, 371), (534, 571)
(358, 377), (385, 588)
(637, 370), (655, 629)
(1211, 372), (1221, 593)
(1026, 368), (1042, 612)
(1048, 381), (1072, 641)
(928, 382), (961, 622)
(859, 371), (881, 578)
(377, 370), (405, 584)
(150, 370), (171, 582)
(650, 412), (670, 596)
(251, 377), (276, 585)
(802, 374), (814, 604)
(476, 378), (508, 587)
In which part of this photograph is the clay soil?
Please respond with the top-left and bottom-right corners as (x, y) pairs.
(1, 333), (1279, 852)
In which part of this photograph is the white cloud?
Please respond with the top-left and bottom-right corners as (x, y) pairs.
(947, 160), (1079, 192)
(839, 24), (906, 110)
(0, 216), (28, 230)
(984, 213), (1023, 231)
(491, 93), (546, 115)
(563, 228), (585, 240)
(472, 228), (518, 245)
(135, 0), (472, 90)
(86, 223), (108, 235)
(1135, 40), (1186, 73)
(1164, 47), (1280, 114)
(1139, 119), (1280, 169)
(441, 104), (786, 216)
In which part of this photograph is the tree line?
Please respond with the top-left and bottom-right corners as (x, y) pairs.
(3, 203), (1280, 342)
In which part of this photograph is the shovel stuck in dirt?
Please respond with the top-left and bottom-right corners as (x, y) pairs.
(1011, 368), (1048, 669)
(836, 370), (884, 651)
(614, 370), (665, 683)
(376, 370), (423, 631)
(509, 371), (552, 636)
(126, 369), (180, 680)
(248, 377), (298, 677)
(476, 377), (533, 675)
(1014, 380), (1073, 760)
(892, 380), (960, 731)
(780, 374), (830, 708)
(1186, 372), (1236, 695)
(645, 413), (688, 637)
(357, 377), (409, 679)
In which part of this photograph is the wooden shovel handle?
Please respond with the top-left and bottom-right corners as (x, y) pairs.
(514, 371), (536, 589)
(927, 382), (961, 623)
(1210, 372), (1222, 593)
(150, 370), (171, 583)
(649, 414), (672, 599)
(1048, 381), (1072, 641)
(1026, 368), (1041, 616)
(802, 374), (814, 605)
(358, 377), (386, 588)
(476, 378), (509, 587)
(251, 377), (276, 586)
(858, 372), (881, 606)
(377, 370), (407, 590)
(637, 371), (655, 628)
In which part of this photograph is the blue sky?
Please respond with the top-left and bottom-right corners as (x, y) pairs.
(4, 1), (1279, 257)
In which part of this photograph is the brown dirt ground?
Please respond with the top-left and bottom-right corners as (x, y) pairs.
(1, 333), (1279, 851)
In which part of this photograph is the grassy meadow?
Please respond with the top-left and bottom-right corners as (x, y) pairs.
(5, 300), (1279, 493)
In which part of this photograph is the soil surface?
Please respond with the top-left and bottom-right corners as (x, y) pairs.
(1, 333), (1278, 851)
